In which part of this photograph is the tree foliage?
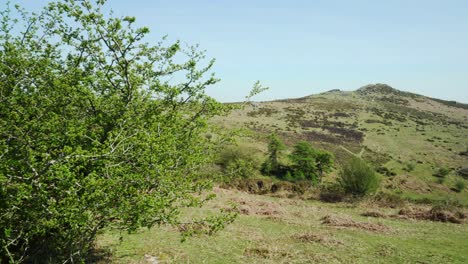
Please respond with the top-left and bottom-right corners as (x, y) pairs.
(217, 145), (259, 179)
(289, 141), (333, 183)
(261, 133), (285, 175)
(0, 0), (236, 262)
(339, 157), (379, 196)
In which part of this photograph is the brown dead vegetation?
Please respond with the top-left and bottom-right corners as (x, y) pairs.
(293, 232), (344, 246)
(223, 178), (313, 198)
(361, 203), (467, 224)
(367, 192), (407, 208)
(361, 211), (387, 218)
(229, 197), (284, 216)
(386, 176), (433, 194)
(396, 206), (466, 224)
(321, 215), (390, 233)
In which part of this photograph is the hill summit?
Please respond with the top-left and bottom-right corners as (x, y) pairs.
(356, 83), (419, 98)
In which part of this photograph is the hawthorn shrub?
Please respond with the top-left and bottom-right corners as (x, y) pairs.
(0, 0), (243, 262)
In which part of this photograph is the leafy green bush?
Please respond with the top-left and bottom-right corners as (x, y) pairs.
(0, 1), (237, 262)
(261, 133), (285, 175)
(339, 157), (380, 196)
(434, 167), (450, 184)
(288, 141), (333, 184)
(454, 180), (465, 193)
(404, 162), (416, 172)
(218, 146), (259, 179)
(434, 167), (450, 178)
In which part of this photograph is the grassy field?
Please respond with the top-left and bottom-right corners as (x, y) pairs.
(97, 84), (468, 263)
(97, 187), (468, 263)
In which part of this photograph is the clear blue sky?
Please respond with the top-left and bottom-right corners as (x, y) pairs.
(16, 0), (468, 102)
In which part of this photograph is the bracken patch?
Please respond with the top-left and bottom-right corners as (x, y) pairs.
(321, 215), (390, 233)
(395, 206), (465, 224)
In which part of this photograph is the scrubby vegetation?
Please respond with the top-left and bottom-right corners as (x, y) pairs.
(260, 136), (334, 184)
(217, 145), (260, 179)
(454, 180), (466, 193)
(288, 141), (334, 183)
(339, 157), (380, 196)
(2, 1), (467, 263)
(0, 1), (237, 262)
(261, 133), (286, 175)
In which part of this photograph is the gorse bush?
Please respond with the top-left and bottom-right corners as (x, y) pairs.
(0, 0), (242, 262)
(339, 157), (379, 196)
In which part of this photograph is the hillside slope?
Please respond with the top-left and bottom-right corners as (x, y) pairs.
(216, 83), (468, 203)
(97, 84), (468, 263)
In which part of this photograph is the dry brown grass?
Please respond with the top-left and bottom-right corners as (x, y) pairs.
(293, 232), (344, 247)
(361, 211), (387, 218)
(321, 214), (390, 233)
(395, 206), (466, 224)
(229, 197), (285, 216)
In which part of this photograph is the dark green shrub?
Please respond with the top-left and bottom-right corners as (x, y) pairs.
(261, 133), (285, 175)
(289, 141), (316, 181)
(454, 180), (465, 193)
(218, 146), (259, 179)
(377, 166), (396, 177)
(434, 167), (450, 178)
(288, 141), (333, 184)
(404, 162), (416, 172)
(284, 171), (295, 182)
(339, 157), (380, 196)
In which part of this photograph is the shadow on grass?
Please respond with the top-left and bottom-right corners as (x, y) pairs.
(87, 247), (112, 264)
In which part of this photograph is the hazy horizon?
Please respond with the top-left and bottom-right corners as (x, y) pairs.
(16, 0), (468, 103)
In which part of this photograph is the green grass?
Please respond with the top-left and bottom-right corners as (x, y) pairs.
(97, 188), (468, 263)
(96, 87), (468, 263)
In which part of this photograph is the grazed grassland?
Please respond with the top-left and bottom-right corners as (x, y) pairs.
(97, 187), (468, 263)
